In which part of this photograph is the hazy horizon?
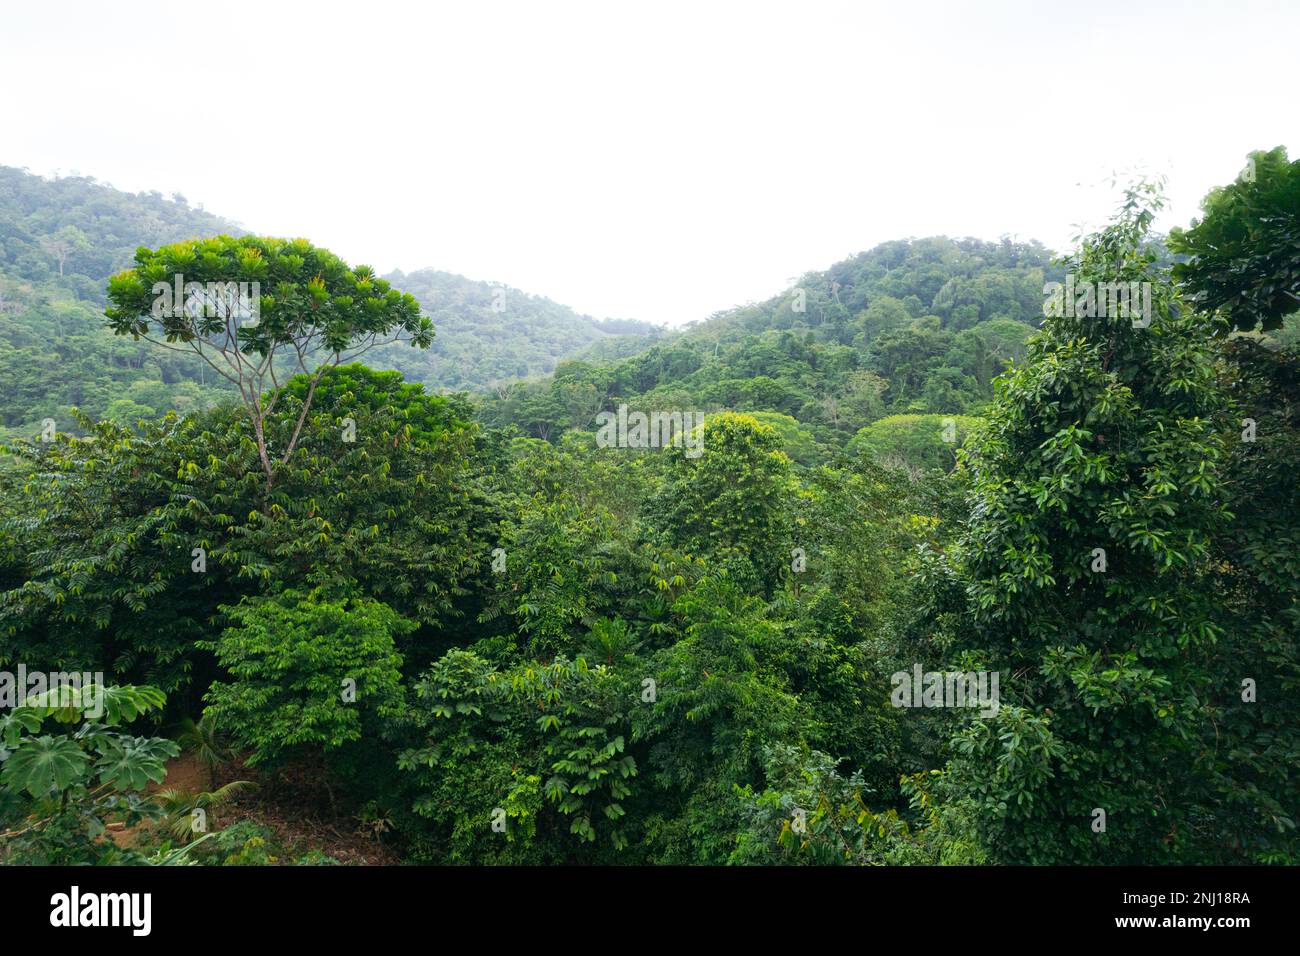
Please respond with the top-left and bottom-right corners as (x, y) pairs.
(4, 0), (1296, 327)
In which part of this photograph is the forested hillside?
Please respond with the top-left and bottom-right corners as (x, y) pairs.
(0, 167), (246, 434)
(0, 163), (1063, 472)
(0, 167), (654, 437)
(484, 236), (1062, 469)
(374, 268), (662, 391)
(1, 149), (1295, 868)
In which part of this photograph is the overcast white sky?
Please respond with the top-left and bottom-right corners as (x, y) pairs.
(3, 0), (1296, 326)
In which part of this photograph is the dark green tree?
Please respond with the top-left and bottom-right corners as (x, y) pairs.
(200, 588), (411, 769)
(952, 181), (1233, 863)
(1171, 146), (1300, 333)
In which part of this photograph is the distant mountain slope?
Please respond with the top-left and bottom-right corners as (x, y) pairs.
(0, 166), (246, 301)
(374, 268), (661, 392)
(0, 166), (653, 434)
(0, 167), (247, 435)
(481, 236), (1065, 463)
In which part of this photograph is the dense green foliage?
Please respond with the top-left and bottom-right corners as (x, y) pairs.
(0, 364), (483, 705)
(953, 182), (1237, 862)
(0, 683), (180, 864)
(1171, 146), (1300, 333)
(847, 414), (984, 474)
(201, 589), (412, 768)
(1, 152), (1296, 866)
